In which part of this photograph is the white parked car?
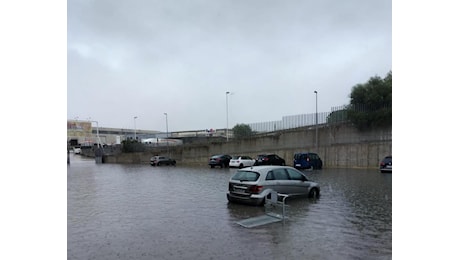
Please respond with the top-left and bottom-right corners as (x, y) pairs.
(229, 155), (256, 168)
(73, 147), (82, 154)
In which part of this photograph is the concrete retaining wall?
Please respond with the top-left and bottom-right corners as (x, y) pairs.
(104, 123), (392, 169)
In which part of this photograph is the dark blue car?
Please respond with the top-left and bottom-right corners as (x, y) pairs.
(379, 156), (392, 173)
(293, 152), (323, 170)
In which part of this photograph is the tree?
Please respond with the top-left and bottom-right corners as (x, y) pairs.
(232, 124), (253, 139)
(348, 71), (392, 130)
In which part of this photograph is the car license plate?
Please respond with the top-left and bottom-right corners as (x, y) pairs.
(387, 166), (392, 169)
(295, 164), (301, 167)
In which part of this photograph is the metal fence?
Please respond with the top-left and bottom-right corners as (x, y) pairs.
(248, 105), (348, 133)
(246, 104), (390, 133)
(248, 112), (329, 133)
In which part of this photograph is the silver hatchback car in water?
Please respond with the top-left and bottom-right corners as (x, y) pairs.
(226, 165), (320, 206)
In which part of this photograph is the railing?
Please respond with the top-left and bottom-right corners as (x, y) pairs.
(248, 112), (330, 133)
(246, 104), (390, 133)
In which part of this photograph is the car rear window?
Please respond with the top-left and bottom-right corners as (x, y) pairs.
(231, 171), (260, 181)
(294, 154), (307, 160)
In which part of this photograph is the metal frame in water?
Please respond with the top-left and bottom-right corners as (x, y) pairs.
(236, 192), (289, 228)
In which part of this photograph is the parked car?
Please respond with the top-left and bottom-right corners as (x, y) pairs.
(150, 156), (176, 166)
(379, 155), (392, 173)
(73, 147), (81, 154)
(227, 165), (320, 206)
(293, 152), (323, 170)
(254, 154), (286, 166)
(208, 154), (232, 168)
(229, 156), (256, 168)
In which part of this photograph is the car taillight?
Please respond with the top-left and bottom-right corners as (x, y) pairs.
(263, 158), (268, 161)
(248, 185), (263, 194)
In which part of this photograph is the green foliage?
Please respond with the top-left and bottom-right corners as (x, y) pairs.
(348, 71), (392, 130)
(232, 124), (253, 139)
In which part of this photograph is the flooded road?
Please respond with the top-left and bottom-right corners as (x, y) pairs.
(68, 154), (391, 260)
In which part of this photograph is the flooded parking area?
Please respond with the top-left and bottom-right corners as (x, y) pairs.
(68, 154), (391, 260)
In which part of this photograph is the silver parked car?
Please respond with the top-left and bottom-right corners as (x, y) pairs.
(150, 156), (176, 166)
(226, 165), (320, 206)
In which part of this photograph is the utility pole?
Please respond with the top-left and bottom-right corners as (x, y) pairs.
(134, 116), (138, 141)
(314, 91), (318, 150)
(226, 91), (230, 141)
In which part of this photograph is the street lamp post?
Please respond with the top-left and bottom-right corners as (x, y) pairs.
(87, 117), (101, 148)
(314, 91), (318, 150)
(87, 119), (103, 163)
(164, 113), (169, 138)
(164, 113), (169, 154)
(94, 121), (100, 148)
(226, 91), (230, 141)
(134, 116), (138, 141)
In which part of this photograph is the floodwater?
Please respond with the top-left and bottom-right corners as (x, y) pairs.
(68, 153), (391, 260)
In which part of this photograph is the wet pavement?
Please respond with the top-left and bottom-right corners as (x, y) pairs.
(68, 153), (391, 260)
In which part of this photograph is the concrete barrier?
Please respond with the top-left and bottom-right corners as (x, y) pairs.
(104, 123), (391, 169)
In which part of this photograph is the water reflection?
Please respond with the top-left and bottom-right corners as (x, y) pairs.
(68, 154), (391, 260)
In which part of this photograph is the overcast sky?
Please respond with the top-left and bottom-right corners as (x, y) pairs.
(67, 0), (392, 132)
